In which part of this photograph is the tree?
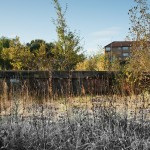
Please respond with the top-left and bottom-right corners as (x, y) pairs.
(76, 52), (107, 71)
(120, 0), (150, 94)
(26, 39), (54, 70)
(29, 42), (53, 70)
(0, 37), (12, 69)
(0, 37), (55, 70)
(1, 37), (32, 70)
(51, 0), (85, 71)
(127, 0), (150, 73)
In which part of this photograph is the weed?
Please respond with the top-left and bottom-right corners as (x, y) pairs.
(0, 79), (150, 150)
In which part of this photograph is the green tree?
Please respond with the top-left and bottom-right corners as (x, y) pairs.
(0, 37), (55, 70)
(51, 0), (85, 71)
(27, 39), (54, 54)
(29, 42), (53, 70)
(1, 37), (32, 70)
(26, 39), (54, 70)
(0, 37), (12, 69)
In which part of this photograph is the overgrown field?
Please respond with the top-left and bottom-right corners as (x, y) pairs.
(0, 88), (150, 149)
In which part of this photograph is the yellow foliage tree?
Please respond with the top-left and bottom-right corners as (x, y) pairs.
(127, 0), (150, 73)
(1, 37), (32, 70)
(76, 53), (107, 71)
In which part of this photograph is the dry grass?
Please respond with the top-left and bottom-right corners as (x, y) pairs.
(0, 82), (150, 150)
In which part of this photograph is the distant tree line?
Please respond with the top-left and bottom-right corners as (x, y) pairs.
(0, 37), (50, 70)
(0, 36), (85, 71)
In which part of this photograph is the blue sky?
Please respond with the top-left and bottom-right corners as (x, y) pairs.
(0, 0), (149, 55)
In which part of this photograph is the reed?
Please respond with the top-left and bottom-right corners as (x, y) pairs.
(0, 79), (150, 150)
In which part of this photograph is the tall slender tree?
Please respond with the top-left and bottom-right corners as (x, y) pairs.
(51, 0), (85, 71)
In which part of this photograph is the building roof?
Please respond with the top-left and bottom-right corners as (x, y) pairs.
(104, 41), (133, 48)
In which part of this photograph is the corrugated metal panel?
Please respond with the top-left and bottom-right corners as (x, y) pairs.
(0, 71), (50, 79)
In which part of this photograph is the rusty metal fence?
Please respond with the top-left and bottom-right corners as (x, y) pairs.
(0, 71), (149, 99)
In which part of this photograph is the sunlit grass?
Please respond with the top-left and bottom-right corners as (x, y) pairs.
(0, 81), (150, 150)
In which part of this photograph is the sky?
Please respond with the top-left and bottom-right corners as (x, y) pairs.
(0, 0), (150, 56)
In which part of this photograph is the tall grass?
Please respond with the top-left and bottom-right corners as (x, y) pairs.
(0, 79), (150, 150)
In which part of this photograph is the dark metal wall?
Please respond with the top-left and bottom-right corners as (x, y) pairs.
(0, 71), (149, 98)
(51, 71), (114, 96)
(0, 71), (115, 98)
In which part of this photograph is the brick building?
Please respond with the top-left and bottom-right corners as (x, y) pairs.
(104, 41), (133, 63)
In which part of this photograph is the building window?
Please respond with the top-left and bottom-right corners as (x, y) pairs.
(122, 47), (129, 50)
(105, 47), (111, 51)
(123, 53), (129, 57)
(118, 47), (121, 50)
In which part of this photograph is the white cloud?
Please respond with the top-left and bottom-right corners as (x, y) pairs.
(91, 27), (121, 39)
(87, 27), (123, 51)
